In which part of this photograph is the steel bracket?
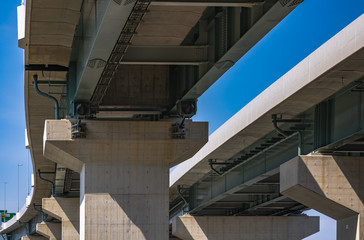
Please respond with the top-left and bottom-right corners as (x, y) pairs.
(71, 120), (87, 139)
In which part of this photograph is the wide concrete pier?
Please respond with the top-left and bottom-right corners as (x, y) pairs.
(21, 236), (47, 240)
(43, 119), (208, 239)
(281, 155), (364, 240)
(172, 215), (319, 240)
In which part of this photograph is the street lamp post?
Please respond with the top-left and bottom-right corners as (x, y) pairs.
(17, 164), (23, 212)
(4, 182), (7, 211)
(27, 151), (30, 195)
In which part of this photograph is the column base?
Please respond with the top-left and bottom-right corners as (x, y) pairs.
(21, 236), (48, 240)
(172, 215), (319, 240)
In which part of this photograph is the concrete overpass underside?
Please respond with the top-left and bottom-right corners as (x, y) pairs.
(170, 11), (364, 240)
(0, 0), (327, 239)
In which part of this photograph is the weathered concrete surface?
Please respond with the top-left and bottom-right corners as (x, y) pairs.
(42, 197), (79, 240)
(24, 0), (83, 65)
(36, 222), (61, 240)
(43, 120), (208, 240)
(43, 120), (208, 171)
(21, 236), (47, 240)
(172, 215), (319, 240)
(79, 162), (169, 240)
(281, 155), (364, 240)
(131, 5), (205, 46)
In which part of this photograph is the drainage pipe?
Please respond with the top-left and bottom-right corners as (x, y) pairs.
(272, 114), (288, 138)
(208, 159), (223, 175)
(272, 114), (303, 155)
(177, 185), (188, 214)
(33, 75), (59, 119)
(297, 131), (302, 155)
(33, 203), (48, 221)
(38, 170), (55, 196)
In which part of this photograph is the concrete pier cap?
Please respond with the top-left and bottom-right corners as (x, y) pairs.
(280, 155), (364, 240)
(36, 222), (61, 240)
(43, 119), (208, 172)
(42, 197), (79, 240)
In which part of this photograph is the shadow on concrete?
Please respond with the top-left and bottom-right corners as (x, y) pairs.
(280, 156), (357, 220)
(333, 156), (364, 206)
(172, 216), (195, 240)
(36, 222), (61, 239)
(54, 197), (79, 235)
(172, 215), (319, 240)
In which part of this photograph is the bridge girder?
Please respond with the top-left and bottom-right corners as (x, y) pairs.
(150, 0), (265, 7)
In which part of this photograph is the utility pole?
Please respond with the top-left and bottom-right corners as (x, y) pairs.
(18, 164), (23, 212)
(27, 151), (30, 195)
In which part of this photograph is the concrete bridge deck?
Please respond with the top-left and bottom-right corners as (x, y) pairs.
(169, 10), (364, 239)
(5, 0), (364, 239)
(1, 0), (305, 239)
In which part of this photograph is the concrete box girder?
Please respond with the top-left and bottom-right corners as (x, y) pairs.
(121, 45), (208, 65)
(31, 22), (75, 37)
(131, 5), (205, 46)
(31, 0), (82, 11)
(29, 46), (72, 66)
(31, 8), (80, 24)
(150, 0), (265, 7)
(26, 0), (83, 67)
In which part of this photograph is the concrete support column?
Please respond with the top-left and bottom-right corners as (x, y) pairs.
(43, 120), (208, 240)
(172, 215), (319, 240)
(36, 222), (61, 240)
(280, 155), (364, 240)
(42, 197), (79, 240)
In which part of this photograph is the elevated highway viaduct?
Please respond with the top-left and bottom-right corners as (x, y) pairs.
(170, 11), (364, 240)
(0, 0), (335, 239)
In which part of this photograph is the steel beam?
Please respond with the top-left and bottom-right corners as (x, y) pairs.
(188, 134), (299, 214)
(121, 45), (208, 65)
(25, 64), (68, 72)
(243, 195), (286, 212)
(170, 0), (303, 113)
(71, 0), (136, 102)
(150, 0), (264, 7)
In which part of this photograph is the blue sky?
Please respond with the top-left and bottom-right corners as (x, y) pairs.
(1, 0), (364, 238)
(0, 0), (29, 214)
